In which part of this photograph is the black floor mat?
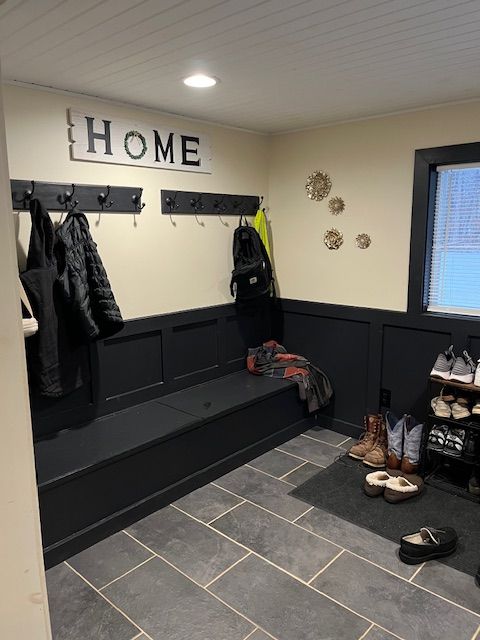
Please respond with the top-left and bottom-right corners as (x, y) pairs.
(290, 455), (480, 577)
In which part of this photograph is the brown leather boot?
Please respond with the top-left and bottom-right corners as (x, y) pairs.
(364, 419), (388, 468)
(400, 416), (424, 475)
(348, 415), (380, 461)
(401, 457), (418, 475)
(387, 450), (402, 471)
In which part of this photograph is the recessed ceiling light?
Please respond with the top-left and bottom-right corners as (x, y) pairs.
(183, 74), (217, 88)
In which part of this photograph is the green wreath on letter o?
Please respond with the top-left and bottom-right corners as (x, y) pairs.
(124, 130), (147, 160)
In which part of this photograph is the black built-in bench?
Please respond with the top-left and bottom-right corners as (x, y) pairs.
(37, 371), (312, 567)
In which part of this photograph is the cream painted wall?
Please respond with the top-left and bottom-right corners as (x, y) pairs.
(0, 75), (51, 639)
(3, 84), (268, 319)
(5, 85), (480, 318)
(269, 102), (480, 311)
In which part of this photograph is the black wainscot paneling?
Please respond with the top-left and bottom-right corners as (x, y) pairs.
(31, 304), (235, 438)
(382, 325), (452, 419)
(98, 329), (163, 400)
(31, 302), (278, 440)
(225, 313), (263, 364)
(164, 319), (219, 381)
(467, 336), (480, 361)
(278, 298), (480, 435)
(281, 309), (370, 433)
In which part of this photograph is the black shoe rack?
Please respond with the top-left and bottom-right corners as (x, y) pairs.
(422, 377), (480, 503)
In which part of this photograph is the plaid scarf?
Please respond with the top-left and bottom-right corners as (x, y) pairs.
(247, 340), (332, 413)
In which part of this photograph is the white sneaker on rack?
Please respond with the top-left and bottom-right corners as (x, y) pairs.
(450, 350), (476, 384)
(474, 360), (480, 387)
(431, 396), (452, 418)
(430, 345), (455, 380)
(451, 402), (471, 420)
(472, 402), (480, 415)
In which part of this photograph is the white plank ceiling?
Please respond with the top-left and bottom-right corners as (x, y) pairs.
(1, 0), (480, 133)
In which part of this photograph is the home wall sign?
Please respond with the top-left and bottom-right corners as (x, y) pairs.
(69, 109), (212, 174)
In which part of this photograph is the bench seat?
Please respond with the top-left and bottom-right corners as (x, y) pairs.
(36, 371), (311, 567)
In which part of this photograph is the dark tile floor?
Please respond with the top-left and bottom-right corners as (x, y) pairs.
(46, 429), (480, 640)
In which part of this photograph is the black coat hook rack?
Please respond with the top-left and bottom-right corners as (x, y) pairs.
(161, 190), (260, 216)
(98, 185), (114, 210)
(11, 180), (145, 213)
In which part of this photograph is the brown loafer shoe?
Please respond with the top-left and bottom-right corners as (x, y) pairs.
(383, 475), (424, 503)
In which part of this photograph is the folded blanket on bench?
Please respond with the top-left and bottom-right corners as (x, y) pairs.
(247, 340), (333, 413)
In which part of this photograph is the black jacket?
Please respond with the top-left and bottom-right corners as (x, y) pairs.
(55, 210), (124, 340)
(20, 199), (84, 397)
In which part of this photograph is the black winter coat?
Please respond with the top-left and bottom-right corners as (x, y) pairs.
(55, 211), (124, 340)
(21, 199), (84, 397)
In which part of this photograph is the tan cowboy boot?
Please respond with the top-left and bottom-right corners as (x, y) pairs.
(348, 415), (381, 461)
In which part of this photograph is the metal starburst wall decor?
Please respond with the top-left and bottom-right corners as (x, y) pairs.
(305, 170), (332, 201)
(324, 228), (344, 250)
(356, 233), (372, 249)
(328, 196), (345, 215)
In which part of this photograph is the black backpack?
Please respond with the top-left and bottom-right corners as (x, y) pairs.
(230, 217), (274, 302)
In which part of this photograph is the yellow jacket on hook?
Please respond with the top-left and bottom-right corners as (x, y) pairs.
(253, 208), (271, 259)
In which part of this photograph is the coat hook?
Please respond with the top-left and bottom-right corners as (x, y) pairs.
(98, 185), (114, 210)
(13, 180), (35, 205)
(165, 193), (179, 213)
(59, 183), (76, 207)
(132, 190), (145, 211)
(190, 194), (205, 213)
(232, 197), (245, 214)
(213, 196), (227, 213)
(25, 180), (35, 199)
(258, 195), (264, 208)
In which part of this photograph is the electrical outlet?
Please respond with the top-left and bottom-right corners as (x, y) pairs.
(380, 388), (391, 409)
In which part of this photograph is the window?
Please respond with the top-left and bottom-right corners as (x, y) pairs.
(426, 163), (480, 316)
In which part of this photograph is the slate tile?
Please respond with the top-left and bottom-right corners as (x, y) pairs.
(247, 630), (275, 640)
(209, 553), (369, 640)
(302, 427), (349, 447)
(297, 507), (417, 580)
(283, 462), (322, 487)
(276, 435), (339, 467)
(413, 561), (480, 615)
(313, 552), (480, 640)
(213, 502), (339, 582)
(67, 531), (154, 589)
(104, 556), (253, 640)
(127, 505), (247, 586)
(338, 437), (353, 450)
(248, 449), (304, 478)
(173, 483), (243, 523)
(46, 563), (137, 640)
(214, 465), (309, 521)
(363, 627), (399, 640)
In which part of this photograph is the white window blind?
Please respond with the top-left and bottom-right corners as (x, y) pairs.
(427, 164), (480, 316)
